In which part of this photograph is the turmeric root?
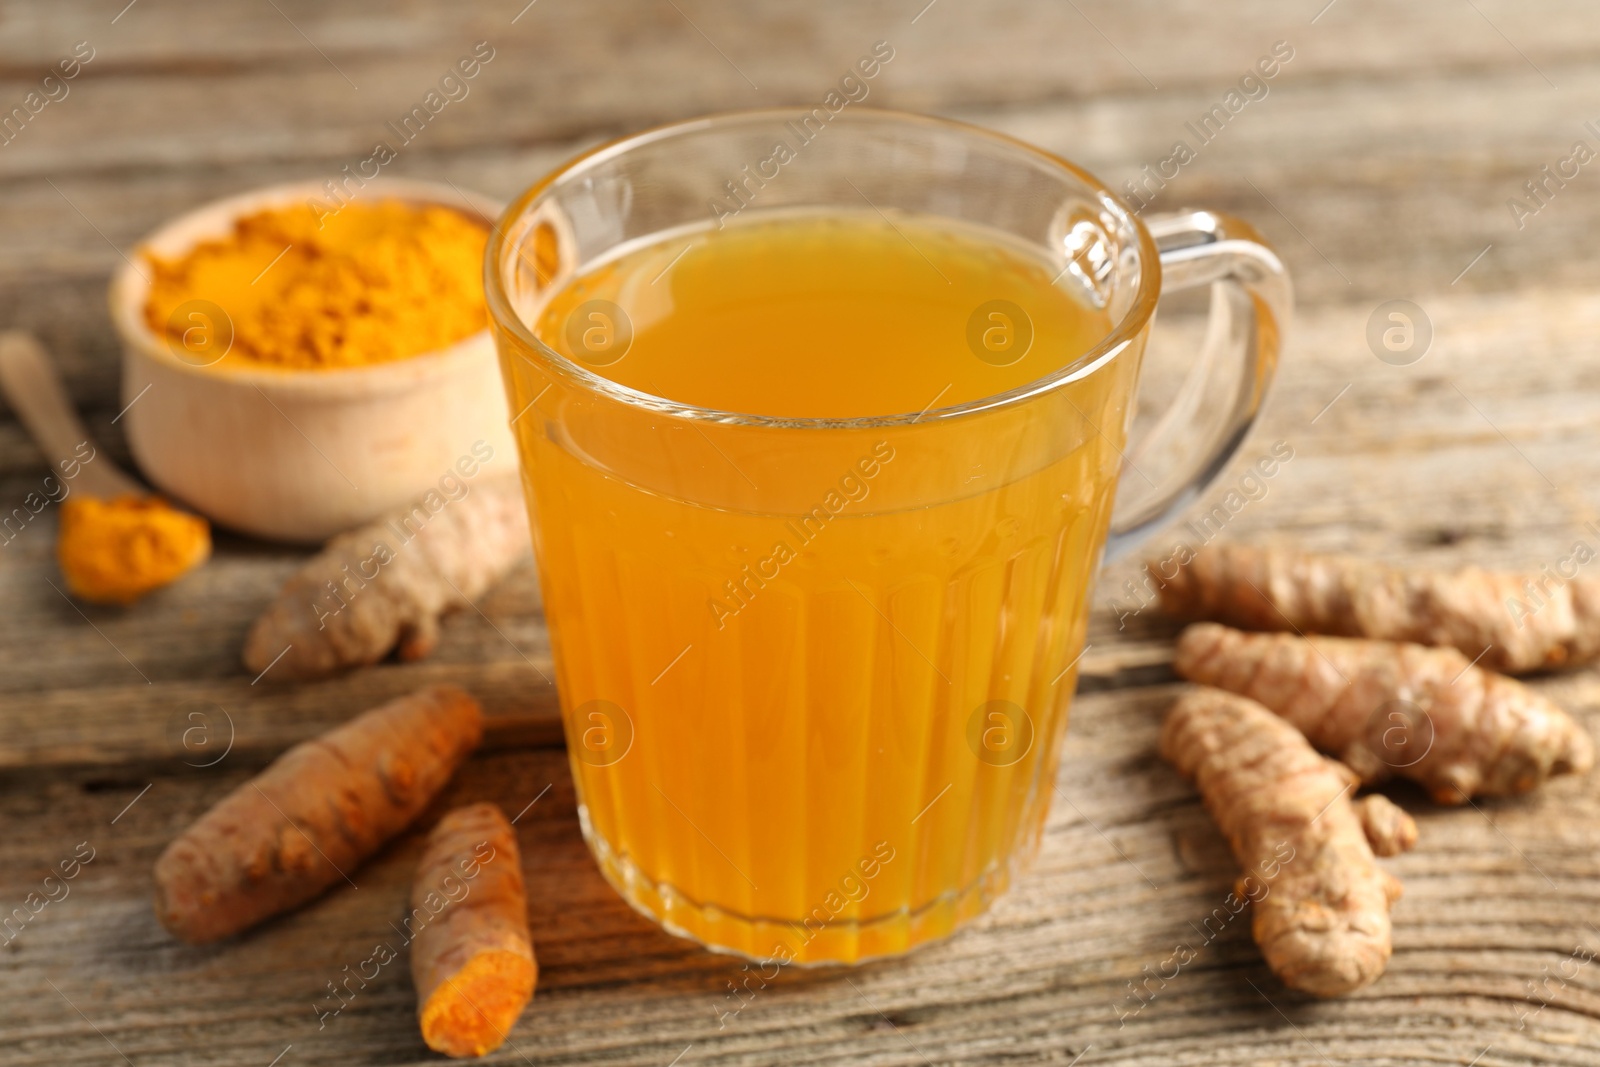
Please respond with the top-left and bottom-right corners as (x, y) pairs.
(243, 478), (530, 682)
(411, 803), (536, 1058)
(1176, 623), (1594, 803)
(1161, 687), (1408, 996)
(1354, 794), (1418, 857)
(153, 685), (483, 943)
(1153, 542), (1600, 675)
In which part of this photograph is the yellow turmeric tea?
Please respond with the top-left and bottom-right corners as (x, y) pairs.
(503, 212), (1136, 963)
(144, 200), (488, 370)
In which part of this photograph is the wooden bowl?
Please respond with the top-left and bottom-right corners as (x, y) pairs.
(108, 179), (516, 544)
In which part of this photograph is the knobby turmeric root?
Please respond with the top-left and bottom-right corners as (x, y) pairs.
(1354, 794), (1418, 857)
(1161, 687), (1411, 996)
(243, 478), (530, 682)
(1153, 542), (1600, 675)
(153, 685), (483, 943)
(1176, 623), (1594, 803)
(411, 803), (536, 1059)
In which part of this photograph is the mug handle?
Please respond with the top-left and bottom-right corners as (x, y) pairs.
(1101, 209), (1292, 561)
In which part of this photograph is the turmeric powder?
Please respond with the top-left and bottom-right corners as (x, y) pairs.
(144, 200), (489, 370)
(57, 495), (211, 604)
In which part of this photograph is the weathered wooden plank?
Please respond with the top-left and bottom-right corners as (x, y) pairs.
(0, 520), (557, 765)
(0, 0), (1591, 190)
(5, 687), (1599, 1066)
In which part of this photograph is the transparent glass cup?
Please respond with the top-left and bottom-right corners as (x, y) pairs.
(486, 109), (1289, 965)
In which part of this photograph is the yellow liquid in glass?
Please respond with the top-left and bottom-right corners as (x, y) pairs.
(503, 212), (1137, 963)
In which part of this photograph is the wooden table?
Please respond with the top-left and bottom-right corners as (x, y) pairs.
(5, 2), (1600, 1063)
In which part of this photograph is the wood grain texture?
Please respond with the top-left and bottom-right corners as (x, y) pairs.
(4, 0), (1600, 1063)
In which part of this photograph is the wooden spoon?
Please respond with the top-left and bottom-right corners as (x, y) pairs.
(0, 331), (146, 499)
(0, 330), (210, 603)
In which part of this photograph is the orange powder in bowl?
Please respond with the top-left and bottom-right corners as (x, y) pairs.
(143, 200), (490, 371)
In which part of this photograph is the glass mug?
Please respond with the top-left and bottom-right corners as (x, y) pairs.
(486, 109), (1289, 965)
